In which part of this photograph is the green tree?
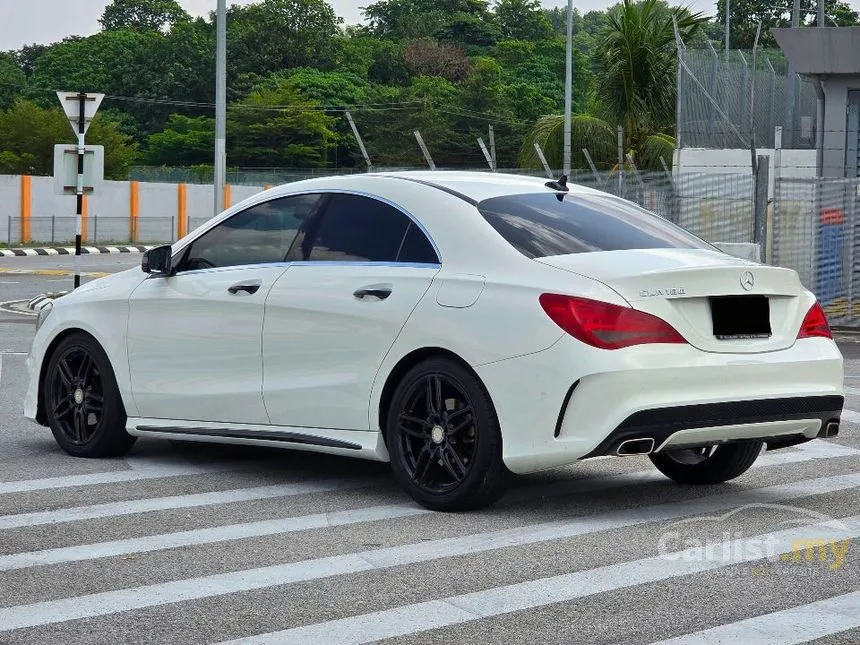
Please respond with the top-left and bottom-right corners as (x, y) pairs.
(0, 54), (26, 111)
(363, 0), (496, 43)
(715, 0), (859, 49)
(144, 115), (214, 166)
(0, 100), (137, 178)
(30, 30), (168, 126)
(520, 0), (705, 170)
(99, 0), (190, 32)
(597, 0), (704, 147)
(228, 80), (337, 167)
(496, 0), (553, 41)
(227, 0), (341, 78)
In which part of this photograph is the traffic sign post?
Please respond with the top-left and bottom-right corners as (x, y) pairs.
(56, 92), (104, 289)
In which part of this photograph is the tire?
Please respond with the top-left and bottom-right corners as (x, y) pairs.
(385, 357), (509, 511)
(42, 332), (136, 458)
(649, 441), (763, 485)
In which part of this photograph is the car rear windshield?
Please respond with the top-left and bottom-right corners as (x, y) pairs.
(477, 192), (713, 259)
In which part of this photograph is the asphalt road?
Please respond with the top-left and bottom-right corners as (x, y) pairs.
(0, 254), (858, 644)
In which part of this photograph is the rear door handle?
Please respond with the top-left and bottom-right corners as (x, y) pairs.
(353, 285), (392, 300)
(228, 280), (261, 295)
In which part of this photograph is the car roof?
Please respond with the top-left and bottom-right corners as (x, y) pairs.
(259, 171), (607, 206)
(375, 171), (606, 203)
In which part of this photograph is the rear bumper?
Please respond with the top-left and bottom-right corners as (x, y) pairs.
(476, 336), (844, 474)
(581, 395), (844, 458)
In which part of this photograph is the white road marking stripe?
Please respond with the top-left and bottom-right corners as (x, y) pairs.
(216, 517), (860, 645)
(0, 505), (428, 572)
(0, 473), (856, 632)
(840, 409), (860, 424)
(1, 440), (853, 530)
(0, 479), (369, 530)
(647, 591), (860, 645)
(0, 456), (287, 494)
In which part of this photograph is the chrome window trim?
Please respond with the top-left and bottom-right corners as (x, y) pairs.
(170, 261), (442, 278)
(172, 188), (443, 269)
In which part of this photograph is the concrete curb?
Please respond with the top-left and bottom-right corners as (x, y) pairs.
(0, 245), (153, 257)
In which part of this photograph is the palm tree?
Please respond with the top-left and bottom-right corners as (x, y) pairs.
(519, 0), (705, 171)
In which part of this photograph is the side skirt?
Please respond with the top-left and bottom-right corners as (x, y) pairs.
(128, 418), (390, 462)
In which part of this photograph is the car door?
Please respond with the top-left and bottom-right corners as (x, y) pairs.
(126, 194), (324, 424)
(263, 192), (441, 431)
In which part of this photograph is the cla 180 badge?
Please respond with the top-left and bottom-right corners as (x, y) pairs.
(639, 287), (686, 298)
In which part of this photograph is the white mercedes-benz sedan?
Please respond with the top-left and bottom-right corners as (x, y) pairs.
(25, 171), (844, 510)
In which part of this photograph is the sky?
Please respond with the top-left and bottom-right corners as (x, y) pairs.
(0, 0), (728, 52)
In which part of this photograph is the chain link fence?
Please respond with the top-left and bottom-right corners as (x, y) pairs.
(678, 48), (817, 150)
(6, 216), (175, 246)
(772, 176), (860, 326)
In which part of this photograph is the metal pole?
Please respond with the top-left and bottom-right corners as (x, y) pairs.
(8, 215), (11, 246)
(344, 111), (373, 171)
(749, 23), (762, 174)
(785, 0), (800, 148)
(488, 125), (497, 171)
(533, 143), (553, 179)
(766, 58), (776, 145)
(724, 0), (730, 65)
(74, 92), (85, 289)
(617, 125), (624, 197)
(582, 148), (601, 183)
(51, 216), (55, 245)
(413, 130), (436, 170)
(818, 0), (825, 27)
(563, 0), (573, 176)
(93, 215), (98, 244)
(754, 154), (769, 262)
(214, 0), (227, 217)
(478, 138), (495, 171)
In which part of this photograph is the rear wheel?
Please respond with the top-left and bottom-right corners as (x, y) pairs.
(649, 441), (762, 485)
(42, 333), (136, 458)
(386, 358), (509, 511)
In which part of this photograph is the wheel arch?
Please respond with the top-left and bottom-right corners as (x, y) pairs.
(376, 346), (498, 446)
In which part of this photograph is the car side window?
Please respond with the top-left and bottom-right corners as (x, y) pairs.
(286, 193), (421, 263)
(397, 222), (439, 264)
(177, 194), (323, 271)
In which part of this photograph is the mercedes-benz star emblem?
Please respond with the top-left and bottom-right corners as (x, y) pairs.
(740, 270), (755, 291)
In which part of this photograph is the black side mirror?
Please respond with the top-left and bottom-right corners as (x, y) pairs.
(142, 245), (173, 276)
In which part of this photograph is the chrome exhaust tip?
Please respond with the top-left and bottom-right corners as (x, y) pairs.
(823, 421), (840, 438)
(616, 437), (656, 456)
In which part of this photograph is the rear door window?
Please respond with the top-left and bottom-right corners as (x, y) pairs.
(477, 193), (713, 259)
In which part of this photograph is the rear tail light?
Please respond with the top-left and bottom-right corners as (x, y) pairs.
(797, 301), (832, 339)
(539, 294), (686, 350)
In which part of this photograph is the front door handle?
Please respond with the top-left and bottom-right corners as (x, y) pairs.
(353, 286), (392, 300)
(228, 280), (261, 295)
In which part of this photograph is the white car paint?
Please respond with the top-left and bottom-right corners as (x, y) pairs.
(24, 171), (844, 476)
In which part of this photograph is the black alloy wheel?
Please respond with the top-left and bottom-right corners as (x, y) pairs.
(43, 333), (136, 458)
(387, 357), (509, 511)
(48, 346), (104, 445)
(649, 440), (762, 485)
(397, 373), (477, 494)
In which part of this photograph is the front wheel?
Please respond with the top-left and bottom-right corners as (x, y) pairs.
(386, 358), (509, 511)
(649, 441), (762, 485)
(42, 333), (136, 458)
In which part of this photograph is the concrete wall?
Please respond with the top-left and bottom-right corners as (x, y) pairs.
(1, 175), (265, 246)
(674, 147), (817, 197)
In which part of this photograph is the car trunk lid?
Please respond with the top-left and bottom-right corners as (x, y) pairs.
(536, 248), (807, 353)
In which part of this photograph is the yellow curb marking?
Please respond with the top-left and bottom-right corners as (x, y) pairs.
(0, 268), (110, 278)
